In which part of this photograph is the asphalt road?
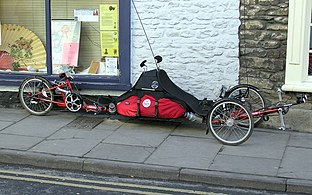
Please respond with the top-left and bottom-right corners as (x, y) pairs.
(0, 164), (297, 195)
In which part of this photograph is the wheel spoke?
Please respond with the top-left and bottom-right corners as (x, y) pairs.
(19, 77), (54, 115)
(228, 86), (266, 126)
(208, 100), (253, 145)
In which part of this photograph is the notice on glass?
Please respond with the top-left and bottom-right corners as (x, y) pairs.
(100, 31), (119, 57)
(74, 9), (99, 22)
(105, 57), (118, 76)
(100, 4), (118, 31)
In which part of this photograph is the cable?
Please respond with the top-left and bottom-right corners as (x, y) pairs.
(131, 0), (158, 68)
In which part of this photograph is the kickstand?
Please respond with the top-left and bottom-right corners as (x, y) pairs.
(277, 88), (286, 131)
(278, 108), (286, 131)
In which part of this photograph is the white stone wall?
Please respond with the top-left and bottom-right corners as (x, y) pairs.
(131, 0), (240, 99)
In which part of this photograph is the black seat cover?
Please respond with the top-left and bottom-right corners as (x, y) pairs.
(116, 69), (164, 102)
(116, 69), (208, 116)
(157, 69), (208, 116)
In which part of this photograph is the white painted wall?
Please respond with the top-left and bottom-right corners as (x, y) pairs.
(131, 0), (240, 99)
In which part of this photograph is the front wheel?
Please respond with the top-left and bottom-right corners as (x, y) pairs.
(207, 98), (254, 146)
(19, 76), (54, 115)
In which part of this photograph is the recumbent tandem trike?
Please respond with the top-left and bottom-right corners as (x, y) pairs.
(18, 56), (307, 146)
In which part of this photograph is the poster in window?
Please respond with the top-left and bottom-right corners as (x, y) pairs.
(100, 31), (119, 57)
(52, 20), (81, 72)
(99, 4), (118, 31)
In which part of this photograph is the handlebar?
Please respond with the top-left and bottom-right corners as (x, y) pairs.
(58, 65), (75, 79)
(139, 55), (163, 70)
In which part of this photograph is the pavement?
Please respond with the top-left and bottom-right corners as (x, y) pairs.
(0, 107), (312, 194)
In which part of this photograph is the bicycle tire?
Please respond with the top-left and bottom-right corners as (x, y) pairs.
(19, 76), (54, 116)
(226, 84), (266, 127)
(207, 98), (254, 146)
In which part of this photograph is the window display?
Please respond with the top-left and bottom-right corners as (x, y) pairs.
(51, 0), (120, 76)
(0, 0), (46, 73)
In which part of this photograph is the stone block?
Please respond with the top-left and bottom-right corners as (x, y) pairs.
(83, 159), (180, 180)
(267, 24), (288, 31)
(287, 179), (312, 194)
(180, 169), (286, 192)
(245, 20), (266, 30)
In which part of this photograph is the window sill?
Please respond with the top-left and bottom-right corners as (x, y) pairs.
(282, 83), (312, 93)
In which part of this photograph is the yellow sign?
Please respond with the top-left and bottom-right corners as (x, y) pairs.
(100, 31), (119, 57)
(100, 4), (118, 31)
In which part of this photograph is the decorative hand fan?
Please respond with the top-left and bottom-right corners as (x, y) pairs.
(0, 24), (46, 71)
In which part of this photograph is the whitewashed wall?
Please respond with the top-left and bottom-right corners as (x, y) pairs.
(130, 0), (240, 99)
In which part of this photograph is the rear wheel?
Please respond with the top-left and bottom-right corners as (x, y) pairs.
(226, 85), (266, 127)
(207, 98), (254, 146)
(19, 76), (54, 115)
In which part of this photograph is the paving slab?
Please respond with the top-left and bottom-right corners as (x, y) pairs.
(288, 132), (312, 149)
(93, 118), (125, 131)
(65, 116), (104, 130)
(85, 143), (155, 163)
(278, 146), (312, 180)
(29, 138), (101, 157)
(1, 113), (76, 137)
(0, 134), (43, 150)
(145, 136), (221, 169)
(103, 121), (176, 147)
(118, 120), (179, 130)
(0, 108), (29, 122)
(0, 121), (14, 130)
(171, 121), (213, 139)
(209, 154), (280, 176)
(47, 128), (84, 140)
(220, 131), (289, 159)
(48, 127), (114, 141)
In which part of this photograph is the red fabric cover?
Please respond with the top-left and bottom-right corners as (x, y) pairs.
(116, 95), (186, 119)
(158, 98), (186, 118)
(116, 96), (138, 117)
(140, 95), (156, 117)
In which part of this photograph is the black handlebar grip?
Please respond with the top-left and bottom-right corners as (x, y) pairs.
(140, 60), (147, 68)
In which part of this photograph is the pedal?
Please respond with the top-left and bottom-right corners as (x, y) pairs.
(296, 94), (307, 104)
(262, 115), (269, 121)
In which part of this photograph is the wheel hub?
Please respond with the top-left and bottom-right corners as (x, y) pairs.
(225, 118), (235, 126)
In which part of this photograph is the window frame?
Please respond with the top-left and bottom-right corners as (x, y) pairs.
(0, 0), (131, 91)
(283, 0), (312, 92)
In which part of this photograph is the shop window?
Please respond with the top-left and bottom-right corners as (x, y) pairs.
(0, 0), (131, 90)
(283, 0), (312, 92)
(51, 0), (120, 76)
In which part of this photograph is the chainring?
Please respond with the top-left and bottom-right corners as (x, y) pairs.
(65, 93), (82, 112)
